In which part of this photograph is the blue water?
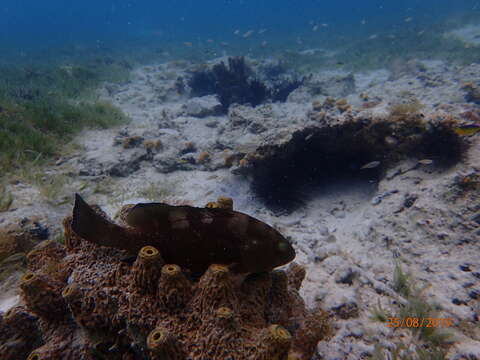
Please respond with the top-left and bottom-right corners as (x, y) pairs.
(1, 0), (479, 64)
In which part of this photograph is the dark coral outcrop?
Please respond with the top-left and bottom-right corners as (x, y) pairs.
(0, 199), (331, 360)
(242, 115), (467, 212)
(188, 56), (303, 112)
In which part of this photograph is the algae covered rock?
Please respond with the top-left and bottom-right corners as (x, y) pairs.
(0, 198), (332, 360)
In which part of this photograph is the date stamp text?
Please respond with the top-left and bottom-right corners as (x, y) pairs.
(386, 317), (454, 328)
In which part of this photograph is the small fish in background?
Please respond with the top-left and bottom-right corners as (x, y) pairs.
(369, 34), (378, 40)
(454, 124), (480, 136)
(261, 40), (268, 48)
(321, 23), (328, 27)
(360, 160), (381, 169)
(206, 39), (214, 43)
(312, 24), (319, 31)
(296, 37), (303, 45)
(404, 17), (413, 22)
(361, 19), (367, 25)
(220, 42), (229, 47)
(243, 30), (255, 38)
(258, 28), (267, 34)
(234, 29), (240, 35)
(418, 159), (433, 165)
(183, 42), (193, 47)
(203, 49), (216, 56)
(418, 30), (425, 36)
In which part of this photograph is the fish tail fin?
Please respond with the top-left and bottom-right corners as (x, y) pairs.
(71, 193), (130, 249)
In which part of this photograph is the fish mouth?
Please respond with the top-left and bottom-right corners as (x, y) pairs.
(274, 239), (296, 267)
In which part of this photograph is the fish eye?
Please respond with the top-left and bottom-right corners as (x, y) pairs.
(278, 241), (289, 252)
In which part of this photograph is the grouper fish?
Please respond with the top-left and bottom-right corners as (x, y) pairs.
(71, 194), (295, 273)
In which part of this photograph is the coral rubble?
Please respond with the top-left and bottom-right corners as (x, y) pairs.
(461, 82), (480, 104)
(0, 199), (331, 360)
(0, 218), (49, 262)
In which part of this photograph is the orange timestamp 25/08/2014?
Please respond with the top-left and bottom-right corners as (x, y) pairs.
(386, 317), (454, 328)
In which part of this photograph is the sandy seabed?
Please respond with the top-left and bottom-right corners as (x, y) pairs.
(1, 25), (480, 360)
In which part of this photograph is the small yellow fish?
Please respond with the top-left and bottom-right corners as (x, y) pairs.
(360, 160), (381, 169)
(454, 124), (480, 136)
(183, 42), (193, 47)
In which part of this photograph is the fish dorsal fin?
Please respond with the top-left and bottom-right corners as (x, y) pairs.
(125, 202), (236, 231)
(125, 202), (172, 230)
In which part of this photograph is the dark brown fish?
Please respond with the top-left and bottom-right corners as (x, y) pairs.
(71, 194), (295, 273)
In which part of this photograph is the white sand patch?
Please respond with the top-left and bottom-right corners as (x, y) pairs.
(445, 23), (480, 47)
(0, 295), (19, 313)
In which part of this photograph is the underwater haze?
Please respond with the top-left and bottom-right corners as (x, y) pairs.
(1, 0), (480, 65)
(2, 1), (480, 359)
